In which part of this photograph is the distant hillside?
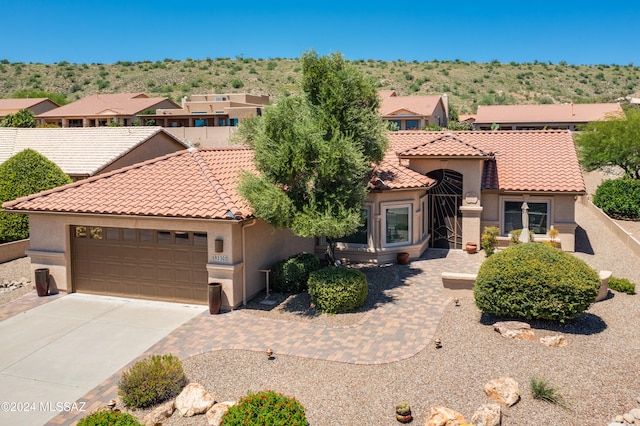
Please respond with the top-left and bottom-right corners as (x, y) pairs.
(0, 57), (638, 114)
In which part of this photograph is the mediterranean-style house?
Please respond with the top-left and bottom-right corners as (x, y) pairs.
(36, 93), (180, 127)
(0, 98), (60, 120)
(474, 102), (624, 130)
(0, 127), (187, 180)
(2, 130), (584, 309)
(144, 93), (270, 147)
(380, 90), (449, 129)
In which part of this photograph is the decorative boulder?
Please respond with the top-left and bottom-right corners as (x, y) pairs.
(206, 401), (236, 426)
(175, 383), (216, 417)
(493, 321), (536, 341)
(484, 377), (520, 407)
(539, 334), (567, 347)
(142, 400), (175, 426)
(471, 403), (501, 426)
(426, 405), (467, 426)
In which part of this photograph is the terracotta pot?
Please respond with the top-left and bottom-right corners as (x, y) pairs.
(465, 242), (478, 254)
(396, 413), (413, 423)
(397, 252), (410, 265)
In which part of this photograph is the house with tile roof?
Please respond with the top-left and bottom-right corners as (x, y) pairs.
(0, 98), (60, 120)
(380, 90), (449, 130)
(143, 93), (270, 148)
(2, 130), (584, 309)
(474, 103), (624, 130)
(0, 127), (188, 180)
(35, 93), (180, 128)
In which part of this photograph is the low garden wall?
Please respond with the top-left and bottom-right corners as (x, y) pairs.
(0, 239), (29, 264)
(580, 196), (640, 259)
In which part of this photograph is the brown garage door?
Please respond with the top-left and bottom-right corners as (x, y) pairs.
(72, 226), (208, 304)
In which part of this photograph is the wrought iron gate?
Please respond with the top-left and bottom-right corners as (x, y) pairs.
(427, 169), (463, 249)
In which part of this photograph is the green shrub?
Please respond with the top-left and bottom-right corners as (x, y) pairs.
(221, 390), (307, 425)
(308, 267), (367, 314)
(118, 354), (187, 409)
(474, 243), (600, 322)
(608, 276), (636, 294)
(271, 252), (320, 293)
(481, 226), (500, 257)
(593, 178), (640, 220)
(0, 149), (72, 243)
(77, 408), (142, 426)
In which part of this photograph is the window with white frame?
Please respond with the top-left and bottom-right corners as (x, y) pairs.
(336, 208), (369, 245)
(384, 205), (411, 246)
(503, 200), (550, 235)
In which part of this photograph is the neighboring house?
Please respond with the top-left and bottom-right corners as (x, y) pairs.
(36, 93), (180, 127)
(380, 90), (449, 129)
(145, 93), (270, 147)
(3, 130), (584, 309)
(0, 127), (188, 180)
(0, 98), (60, 120)
(458, 114), (476, 124)
(474, 103), (624, 130)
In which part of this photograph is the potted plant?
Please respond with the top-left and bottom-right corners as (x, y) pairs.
(465, 242), (478, 254)
(395, 401), (412, 423)
(397, 252), (410, 265)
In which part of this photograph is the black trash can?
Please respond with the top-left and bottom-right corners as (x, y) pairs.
(208, 283), (222, 315)
(35, 268), (50, 297)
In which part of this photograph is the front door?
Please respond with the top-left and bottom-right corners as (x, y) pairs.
(428, 169), (463, 249)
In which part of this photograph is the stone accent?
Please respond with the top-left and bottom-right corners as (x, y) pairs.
(484, 377), (520, 407)
(425, 405), (467, 426)
(141, 400), (175, 426)
(471, 403), (501, 426)
(175, 383), (216, 417)
(539, 334), (567, 347)
(206, 401), (236, 426)
(493, 321), (536, 341)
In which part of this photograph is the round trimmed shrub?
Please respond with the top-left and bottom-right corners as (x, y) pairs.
(118, 354), (187, 409)
(593, 178), (640, 220)
(308, 267), (368, 314)
(271, 252), (320, 293)
(221, 390), (307, 426)
(77, 408), (142, 426)
(474, 243), (600, 322)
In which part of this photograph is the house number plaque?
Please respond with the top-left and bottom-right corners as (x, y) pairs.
(212, 255), (228, 262)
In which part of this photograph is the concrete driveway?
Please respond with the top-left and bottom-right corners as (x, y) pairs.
(0, 293), (206, 426)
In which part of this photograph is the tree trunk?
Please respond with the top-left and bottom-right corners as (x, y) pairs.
(325, 237), (338, 266)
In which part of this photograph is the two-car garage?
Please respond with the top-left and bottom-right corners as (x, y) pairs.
(71, 226), (209, 304)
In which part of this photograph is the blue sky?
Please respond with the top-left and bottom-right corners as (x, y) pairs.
(2, 0), (638, 66)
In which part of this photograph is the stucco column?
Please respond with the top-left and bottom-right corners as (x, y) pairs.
(460, 206), (483, 246)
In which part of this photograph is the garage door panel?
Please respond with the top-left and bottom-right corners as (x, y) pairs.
(73, 228), (208, 304)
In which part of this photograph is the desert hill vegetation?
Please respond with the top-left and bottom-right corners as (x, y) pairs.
(0, 56), (639, 114)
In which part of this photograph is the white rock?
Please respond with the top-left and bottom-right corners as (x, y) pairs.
(142, 400), (175, 426)
(484, 377), (520, 407)
(493, 321), (536, 341)
(539, 334), (567, 347)
(631, 408), (640, 420)
(175, 383), (216, 417)
(623, 413), (635, 423)
(206, 401), (236, 426)
(471, 403), (501, 426)
(615, 415), (624, 423)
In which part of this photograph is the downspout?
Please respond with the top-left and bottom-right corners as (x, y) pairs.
(241, 218), (257, 306)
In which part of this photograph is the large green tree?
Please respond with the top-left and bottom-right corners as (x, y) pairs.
(0, 149), (72, 243)
(0, 109), (36, 127)
(575, 108), (640, 178)
(237, 51), (388, 263)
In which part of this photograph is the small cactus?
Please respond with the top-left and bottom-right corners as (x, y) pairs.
(396, 401), (411, 416)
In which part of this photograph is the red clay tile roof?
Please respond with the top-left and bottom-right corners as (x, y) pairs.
(3, 148), (256, 220)
(395, 133), (491, 157)
(388, 130), (585, 193)
(36, 93), (180, 117)
(370, 153), (436, 190)
(475, 103), (624, 125)
(0, 98), (59, 116)
(380, 94), (444, 117)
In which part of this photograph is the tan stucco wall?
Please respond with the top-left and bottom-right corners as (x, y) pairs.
(98, 134), (187, 174)
(163, 127), (236, 148)
(26, 213), (313, 309)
